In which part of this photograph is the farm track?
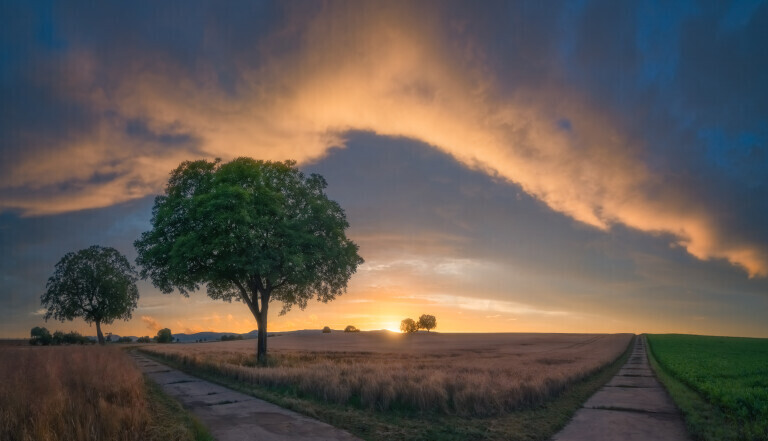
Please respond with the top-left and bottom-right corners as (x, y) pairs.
(551, 336), (690, 441)
(129, 351), (360, 441)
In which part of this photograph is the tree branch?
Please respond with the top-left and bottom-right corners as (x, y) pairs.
(233, 279), (259, 316)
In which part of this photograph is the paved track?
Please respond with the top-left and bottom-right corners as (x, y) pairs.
(552, 336), (690, 441)
(130, 352), (360, 441)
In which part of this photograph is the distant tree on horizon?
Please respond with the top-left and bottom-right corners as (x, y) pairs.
(135, 158), (363, 362)
(344, 325), (360, 333)
(322, 326), (332, 333)
(29, 326), (52, 345)
(137, 336), (151, 343)
(41, 246), (139, 345)
(418, 314), (437, 332)
(400, 318), (418, 334)
(156, 328), (173, 343)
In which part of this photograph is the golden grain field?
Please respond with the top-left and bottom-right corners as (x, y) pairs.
(145, 332), (632, 416)
(0, 345), (204, 441)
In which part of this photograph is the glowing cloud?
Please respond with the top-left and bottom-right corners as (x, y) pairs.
(2, 3), (766, 276)
(141, 315), (161, 333)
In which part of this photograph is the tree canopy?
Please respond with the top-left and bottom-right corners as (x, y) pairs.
(418, 314), (437, 332)
(41, 245), (139, 345)
(400, 318), (418, 333)
(135, 158), (363, 360)
(156, 328), (173, 343)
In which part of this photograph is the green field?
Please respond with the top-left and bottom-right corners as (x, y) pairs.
(647, 334), (768, 440)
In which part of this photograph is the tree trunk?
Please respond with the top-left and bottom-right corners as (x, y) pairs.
(95, 320), (104, 345)
(256, 316), (267, 363)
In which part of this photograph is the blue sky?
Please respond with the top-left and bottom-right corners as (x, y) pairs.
(2, 1), (767, 338)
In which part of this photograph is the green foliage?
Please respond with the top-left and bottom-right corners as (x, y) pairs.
(41, 245), (139, 344)
(30, 326), (52, 345)
(134, 158), (363, 359)
(417, 314), (437, 332)
(322, 326), (332, 333)
(137, 336), (151, 343)
(156, 328), (173, 343)
(117, 336), (133, 343)
(648, 334), (768, 439)
(400, 318), (418, 334)
(221, 334), (243, 341)
(344, 325), (360, 333)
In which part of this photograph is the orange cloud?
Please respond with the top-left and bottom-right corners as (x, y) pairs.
(2, 3), (766, 276)
(141, 315), (161, 333)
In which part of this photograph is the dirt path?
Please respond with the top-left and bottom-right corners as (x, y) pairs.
(130, 352), (360, 441)
(551, 335), (690, 441)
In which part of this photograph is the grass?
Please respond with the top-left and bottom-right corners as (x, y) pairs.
(141, 332), (634, 440)
(0, 346), (212, 441)
(647, 334), (768, 441)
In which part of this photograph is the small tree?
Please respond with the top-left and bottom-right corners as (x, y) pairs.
(156, 328), (173, 343)
(137, 336), (151, 343)
(135, 158), (363, 362)
(117, 336), (133, 343)
(322, 326), (332, 333)
(400, 318), (418, 334)
(418, 314), (437, 332)
(344, 325), (360, 333)
(41, 246), (139, 345)
(30, 326), (52, 345)
(51, 330), (65, 345)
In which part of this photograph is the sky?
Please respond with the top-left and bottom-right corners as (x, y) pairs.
(2, 1), (768, 339)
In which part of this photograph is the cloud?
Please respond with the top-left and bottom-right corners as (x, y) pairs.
(141, 315), (161, 333)
(400, 293), (571, 317)
(1, 2), (766, 276)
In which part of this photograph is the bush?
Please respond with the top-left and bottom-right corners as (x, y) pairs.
(137, 336), (151, 343)
(344, 325), (360, 333)
(117, 336), (133, 343)
(156, 328), (173, 343)
(221, 334), (244, 341)
(322, 326), (332, 333)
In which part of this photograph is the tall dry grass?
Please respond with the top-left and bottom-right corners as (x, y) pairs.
(146, 332), (632, 416)
(1, 346), (153, 441)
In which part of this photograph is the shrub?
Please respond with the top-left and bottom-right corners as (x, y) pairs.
(322, 326), (332, 333)
(344, 325), (360, 333)
(221, 334), (244, 341)
(117, 336), (133, 343)
(137, 336), (151, 343)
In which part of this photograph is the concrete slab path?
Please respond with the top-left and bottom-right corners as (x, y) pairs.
(129, 351), (361, 441)
(551, 336), (690, 441)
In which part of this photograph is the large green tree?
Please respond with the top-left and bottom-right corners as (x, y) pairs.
(41, 246), (139, 345)
(134, 158), (363, 361)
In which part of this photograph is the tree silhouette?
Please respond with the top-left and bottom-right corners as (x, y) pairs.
(135, 158), (363, 362)
(418, 314), (437, 332)
(400, 318), (418, 333)
(344, 325), (360, 333)
(41, 246), (139, 345)
(156, 328), (173, 343)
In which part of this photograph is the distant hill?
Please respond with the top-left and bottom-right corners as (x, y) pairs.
(101, 328), (392, 343)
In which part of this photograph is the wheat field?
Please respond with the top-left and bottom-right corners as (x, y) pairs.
(0, 345), (207, 441)
(145, 332), (632, 416)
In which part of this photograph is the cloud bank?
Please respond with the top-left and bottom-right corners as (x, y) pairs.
(1, 1), (767, 275)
